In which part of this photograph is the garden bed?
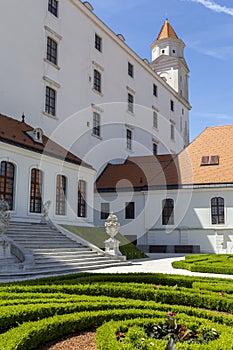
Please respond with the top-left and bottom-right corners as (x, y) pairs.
(0, 272), (233, 349)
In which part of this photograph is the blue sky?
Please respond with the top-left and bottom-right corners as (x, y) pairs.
(89, 0), (233, 141)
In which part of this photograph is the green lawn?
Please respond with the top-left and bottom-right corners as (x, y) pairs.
(63, 225), (147, 260)
(172, 254), (233, 274)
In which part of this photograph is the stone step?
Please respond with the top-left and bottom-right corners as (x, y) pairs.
(34, 252), (96, 258)
(32, 257), (112, 268)
(9, 222), (52, 226)
(7, 226), (58, 231)
(2, 221), (129, 281)
(34, 255), (103, 264)
(7, 237), (68, 242)
(23, 244), (82, 249)
(33, 251), (96, 258)
(32, 247), (91, 253)
(0, 260), (131, 282)
(34, 251), (105, 261)
(7, 232), (63, 236)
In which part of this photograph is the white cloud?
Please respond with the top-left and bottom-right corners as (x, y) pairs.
(190, 44), (233, 60)
(187, 0), (233, 16)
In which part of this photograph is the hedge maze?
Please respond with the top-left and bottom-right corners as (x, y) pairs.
(0, 273), (233, 349)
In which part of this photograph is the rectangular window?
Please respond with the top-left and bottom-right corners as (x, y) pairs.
(171, 123), (175, 140)
(153, 84), (158, 97)
(153, 143), (157, 155)
(211, 197), (225, 225)
(45, 86), (56, 116)
(47, 37), (58, 65)
(125, 202), (135, 219)
(93, 69), (102, 93)
(170, 99), (174, 112)
(153, 111), (158, 129)
(78, 180), (86, 218)
(48, 0), (58, 17)
(128, 62), (134, 78)
(128, 93), (134, 113)
(180, 116), (183, 132)
(126, 129), (132, 150)
(93, 112), (101, 137)
(184, 120), (188, 143)
(100, 203), (109, 220)
(56, 175), (66, 216)
(95, 34), (102, 52)
(201, 155), (219, 166)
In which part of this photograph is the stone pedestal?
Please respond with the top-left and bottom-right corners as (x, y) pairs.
(104, 237), (121, 256)
(41, 200), (52, 223)
(0, 238), (11, 258)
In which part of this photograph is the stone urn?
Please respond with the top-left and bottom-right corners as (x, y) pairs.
(104, 213), (122, 256)
(105, 213), (120, 238)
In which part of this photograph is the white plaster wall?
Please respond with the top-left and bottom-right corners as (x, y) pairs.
(0, 0), (190, 172)
(94, 191), (145, 239)
(0, 142), (95, 225)
(95, 187), (233, 253)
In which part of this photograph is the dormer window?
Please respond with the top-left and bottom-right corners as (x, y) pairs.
(201, 155), (219, 166)
(34, 128), (43, 143)
(26, 128), (44, 144)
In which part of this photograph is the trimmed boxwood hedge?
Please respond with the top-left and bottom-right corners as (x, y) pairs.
(1, 273), (233, 349)
(172, 254), (233, 275)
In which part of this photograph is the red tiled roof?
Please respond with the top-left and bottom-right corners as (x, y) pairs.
(0, 114), (93, 169)
(96, 125), (233, 191)
(179, 125), (233, 185)
(96, 154), (180, 190)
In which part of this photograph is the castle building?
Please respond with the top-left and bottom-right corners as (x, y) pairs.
(0, 1), (232, 256)
(0, 0), (190, 172)
(95, 126), (233, 254)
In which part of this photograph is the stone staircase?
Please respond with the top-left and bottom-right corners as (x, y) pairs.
(1, 221), (130, 281)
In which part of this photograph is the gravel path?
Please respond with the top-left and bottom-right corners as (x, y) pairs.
(37, 331), (97, 350)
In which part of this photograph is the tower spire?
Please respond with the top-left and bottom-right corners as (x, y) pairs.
(150, 20), (190, 102)
(156, 19), (178, 40)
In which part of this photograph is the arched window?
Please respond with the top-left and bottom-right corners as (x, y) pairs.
(30, 169), (42, 213)
(162, 198), (174, 225)
(0, 161), (15, 210)
(56, 175), (66, 215)
(211, 197), (224, 224)
(78, 180), (86, 218)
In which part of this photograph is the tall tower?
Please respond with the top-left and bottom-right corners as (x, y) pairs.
(150, 20), (189, 102)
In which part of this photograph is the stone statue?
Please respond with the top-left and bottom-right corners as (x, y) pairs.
(0, 198), (10, 237)
(41, 200), (52, 223)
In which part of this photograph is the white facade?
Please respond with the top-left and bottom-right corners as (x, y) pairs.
(0, 141), (95, 225)
(0, 0), (190, 172)
(94, 186), (233, 254)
